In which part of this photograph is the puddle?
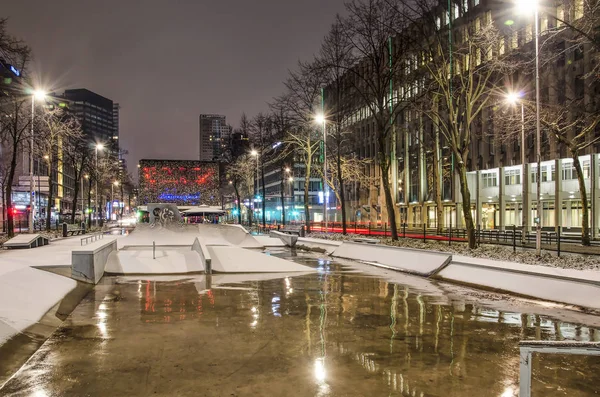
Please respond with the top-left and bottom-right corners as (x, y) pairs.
(1, 252), (599, 396)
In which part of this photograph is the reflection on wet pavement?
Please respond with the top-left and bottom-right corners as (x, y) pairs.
(1, 252), (599, 396)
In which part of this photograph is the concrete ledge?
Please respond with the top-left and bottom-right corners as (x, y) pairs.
(331, 242), (452, 277)
(71, 238), (117, 284)
(436, 262), (600, 311)
(192, 237), (212, 274)
(3, 234), (49, 249)
(297, 237), (342, 254)
(269, 230), (298, 248)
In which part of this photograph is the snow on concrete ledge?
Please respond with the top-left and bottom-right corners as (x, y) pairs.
(331, 242), (452, 277)
(208, 246), (315, 273)
(0, 267), (76, 345)
(436, 261), (600, 311)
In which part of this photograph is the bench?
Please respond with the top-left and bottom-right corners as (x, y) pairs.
(269, 230), (299, 248)
(2, 234), (49, 249)
(351, 237), (380, 244)
(71, 238), (117, 284)
(66, 229), (85, 236)
(281, 225), (305, 237)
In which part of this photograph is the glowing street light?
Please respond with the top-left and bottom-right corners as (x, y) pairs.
(506, 91), (528, 243)
(315, 113), (328, 231)
(29, 89), (47, 233)
(515, 0), (542, 256)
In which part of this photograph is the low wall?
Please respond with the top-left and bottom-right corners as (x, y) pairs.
(192, 237), (212, 274)
(71, 239), (117, 284)
(331, 242), (452, 277)
(436, 261), (600, 310)
(269, 231), (298, 247)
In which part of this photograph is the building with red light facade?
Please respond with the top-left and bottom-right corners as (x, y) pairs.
(138, 159), (220, 206)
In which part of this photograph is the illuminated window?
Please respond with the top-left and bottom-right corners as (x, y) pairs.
(525, 24), (533, 42)
(511, 31), (518, 49)
(573, 0), (583, 20)
(557, 5), (564, 27)
(499, 38), (506, 55)
(482, 172), (498, 188)
(504, 169), (521, 185)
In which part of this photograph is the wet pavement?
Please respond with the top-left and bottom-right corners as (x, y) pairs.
(1, 250), (600, 396)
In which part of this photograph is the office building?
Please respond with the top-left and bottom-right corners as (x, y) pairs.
(199, 114), (231, 161)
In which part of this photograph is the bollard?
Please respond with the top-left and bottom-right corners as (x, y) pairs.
(62, 222), (68, 238)
(369, 222), (371, 236)
(403, 223), (406, 238)
(81, 222), (87, 234)
(384, 222), (387, 237)
(513, 225), (516, 253)
(423, 223), (426, 243)
(153, 241), (156, 259)
(449, 224), (452, 246)
(557, 227), (561, 257)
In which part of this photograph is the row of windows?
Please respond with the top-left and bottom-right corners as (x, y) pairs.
(482, 161), (591, 187)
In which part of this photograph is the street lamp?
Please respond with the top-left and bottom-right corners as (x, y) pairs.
(29, 90), (46, 233)
(516, 0), (542, 256)
(94, 143), (104, 225)
(251, 149), (259, 198)
(315, 113), (327, 231)
(506, 92), (528, 243)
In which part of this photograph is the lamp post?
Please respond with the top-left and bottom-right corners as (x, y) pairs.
(517, 0), (542, 255)
(83, 174), (89, 220)
(251, 149), (259, 197)
(506, 92), (528, 244)
(29, 90), (46, 233)
(315, 113), (327, 231)
(95, 143), (104, 226)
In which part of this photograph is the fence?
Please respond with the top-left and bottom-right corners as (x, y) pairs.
(236, 220), (595, 256)
(1, 218), (63, 234)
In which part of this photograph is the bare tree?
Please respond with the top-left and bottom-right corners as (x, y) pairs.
(226, 154), (256, 226)
(539, 102), (599, 245)
(0, 19), (31, 236)
(37, 107), (83, 229)
(400, 0), (518, 248)
(249, 113), (274, 228)
(333, 0), (417, 240)
(315, 20), (355, 234)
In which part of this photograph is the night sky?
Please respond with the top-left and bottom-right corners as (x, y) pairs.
(3, 0), (347, 176)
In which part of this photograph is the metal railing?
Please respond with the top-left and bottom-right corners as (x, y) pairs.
(80, 232), (104, 246)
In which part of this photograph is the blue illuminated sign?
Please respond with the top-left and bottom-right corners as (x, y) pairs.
(158, 193), (200, 202)
(9, 65), (20, 77)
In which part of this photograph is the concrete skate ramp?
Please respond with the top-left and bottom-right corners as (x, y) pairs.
(120, 224), (263, 249)
(331, 242), (452, 277)
(208, 246), (315, 273)
(196, 224), (263, 248)
(105, 247), (204, 274)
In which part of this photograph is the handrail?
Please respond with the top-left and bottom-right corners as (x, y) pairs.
(80, 232), (104, 246)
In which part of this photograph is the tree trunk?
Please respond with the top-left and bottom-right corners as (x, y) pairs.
(1, 183), (6, 233)
(261, 163), (266, 228)
(458, 162), (476, 248)
(337, 150), (347, 235)
(572, 153), (590, 246)
(380, 163), (398, 240)
(433, 129), (444, 235)
(280, 167), (286, 225)
(5, 142), (18, 237)
(87, 178), (92, 228)
(70, 173), (79, 224)
(46, 155), (54, 231)
(120, 183), (124, 219)
(233, 183), (242, 224)
(304, 161), (311, 233)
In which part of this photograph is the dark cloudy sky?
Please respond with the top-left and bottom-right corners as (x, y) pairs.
(3, 0), (347, 175)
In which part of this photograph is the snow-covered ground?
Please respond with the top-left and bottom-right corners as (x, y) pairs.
(307, 233), (600, 271)
(0, 236), (121, 345)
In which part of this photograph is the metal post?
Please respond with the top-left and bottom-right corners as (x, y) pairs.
(153, 241), (156, 260)
(95, 147), (98, 227)
(557, 226), (561, 257)
(384, 222), (387, 237)
(534, 8), (542, 257)
(321, 89), (328, 233)
(449, 216), (452, 246)
(513, 224), (516, 253)
(403, 222), (406, 238)
(29, 96), (35, 234)
(519, 348), (532, 397)
(423, 223), (426, 243)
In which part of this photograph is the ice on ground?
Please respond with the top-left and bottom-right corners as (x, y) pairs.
(208, 246), (315, 273)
